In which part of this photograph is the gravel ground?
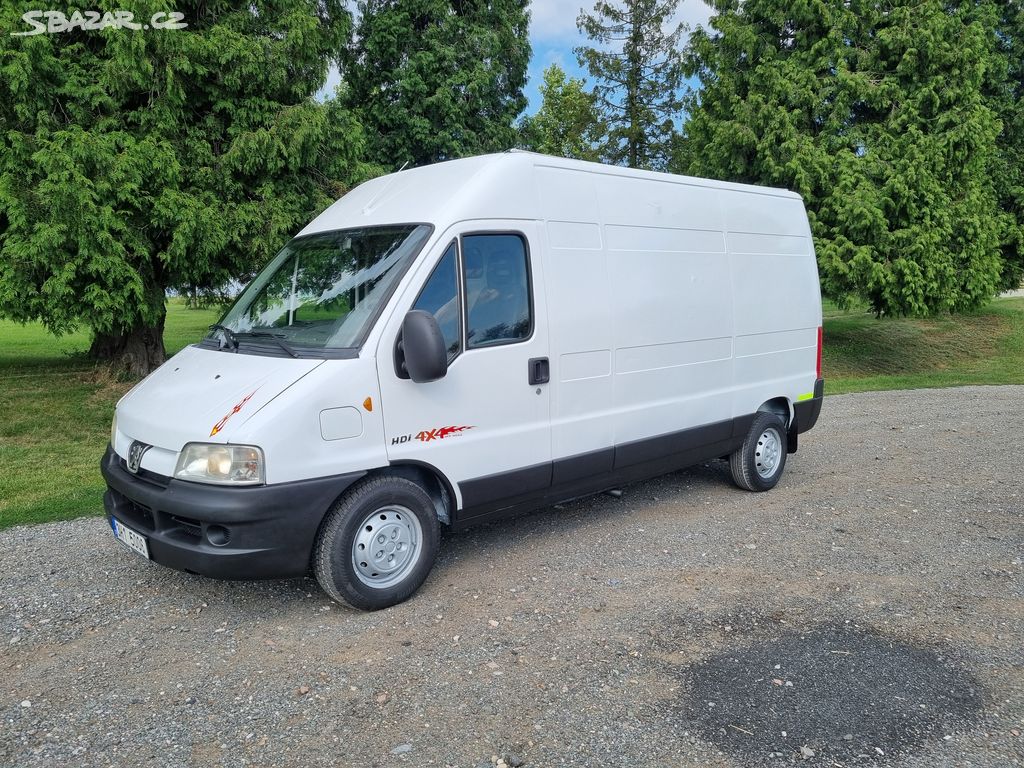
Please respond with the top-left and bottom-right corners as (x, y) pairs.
(1, 385), (1022, 768)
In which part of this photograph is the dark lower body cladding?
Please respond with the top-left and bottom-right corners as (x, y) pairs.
(454, 378), (826, 529)
(100, 446), (363, 580)
(793, 378), (825, 435)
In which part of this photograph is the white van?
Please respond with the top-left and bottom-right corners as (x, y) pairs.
(103, 152), (824, 609)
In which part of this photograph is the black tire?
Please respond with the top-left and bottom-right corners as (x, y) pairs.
(729, 411), (788, 492)
(314, 475), (440, 610)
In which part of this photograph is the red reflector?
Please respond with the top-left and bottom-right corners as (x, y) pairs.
(816, 326), (823, 380)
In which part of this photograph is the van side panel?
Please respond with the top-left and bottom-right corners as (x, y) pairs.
(595, 176), (734, 454)
(537, 167), (615, 480)
(721, 190), (820, 418)
(420, 156), (823, 528)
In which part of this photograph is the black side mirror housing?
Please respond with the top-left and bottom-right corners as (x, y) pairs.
(398, 310), (448, 383)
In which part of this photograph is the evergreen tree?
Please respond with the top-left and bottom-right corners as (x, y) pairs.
(680, 0), (1005, 316)
(343, 0), (531, 168)
(0, 0), (362, 375)
(518, 64), (605, 160)
(990, 1), (1024, 289)
(576, 0), (685, 169)
(675, 0), (850, 197)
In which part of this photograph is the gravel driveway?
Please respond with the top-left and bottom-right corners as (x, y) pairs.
(2, 386), (1022, 768)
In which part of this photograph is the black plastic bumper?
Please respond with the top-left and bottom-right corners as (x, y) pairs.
(100, 446), (364, 580)
(793, 378), (825, 435)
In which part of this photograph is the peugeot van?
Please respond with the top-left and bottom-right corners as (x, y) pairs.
(102, 151), (824, 610)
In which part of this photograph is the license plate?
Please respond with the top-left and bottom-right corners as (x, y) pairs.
(112, 517), (150, 559)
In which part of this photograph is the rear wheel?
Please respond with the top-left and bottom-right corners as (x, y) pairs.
(314, 475), (440, 610)
(729, 411), (788, 491)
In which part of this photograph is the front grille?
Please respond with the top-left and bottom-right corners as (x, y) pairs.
(110, 489), (156, 532)
(132, 502), (155, 531)
(170, 515), (202, 539)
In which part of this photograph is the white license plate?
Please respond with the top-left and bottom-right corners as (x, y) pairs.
(112, 517), (150, 559)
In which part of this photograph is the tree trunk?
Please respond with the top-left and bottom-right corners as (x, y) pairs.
(89, 313), (167, 377)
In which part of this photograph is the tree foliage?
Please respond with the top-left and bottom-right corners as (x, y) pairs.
(678, 0), (1007, 316)
(2, 0), (1019, 372)
(576, 0), (685, 169)
(518, 64), (605, 160)
(990, 1), (1024, 289)
(0, 0), (364, 374)
(343, 0), (531, 169)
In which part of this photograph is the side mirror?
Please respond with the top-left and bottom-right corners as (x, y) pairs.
(398, 310), (448, 383)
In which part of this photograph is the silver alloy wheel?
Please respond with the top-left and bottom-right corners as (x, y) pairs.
(351, 505), (423, 589)
(754, 427), (782, 479)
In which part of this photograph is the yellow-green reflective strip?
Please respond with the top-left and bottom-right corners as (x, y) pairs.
(797, 392), (814, 401)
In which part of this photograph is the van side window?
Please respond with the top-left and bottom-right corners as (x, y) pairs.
(462, 234), (531, 349)
(412, 242), (461, 359)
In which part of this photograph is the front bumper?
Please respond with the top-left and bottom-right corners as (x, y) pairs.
(100, 446), (364, 580)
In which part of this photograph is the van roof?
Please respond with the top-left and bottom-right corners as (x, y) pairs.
(299, 151), (803, 236)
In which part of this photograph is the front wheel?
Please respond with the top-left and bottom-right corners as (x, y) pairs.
(314, 475), (440, 610)
(729, 411), (788, 491)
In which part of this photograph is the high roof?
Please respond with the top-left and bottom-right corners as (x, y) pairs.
(299, 151), (800, 236)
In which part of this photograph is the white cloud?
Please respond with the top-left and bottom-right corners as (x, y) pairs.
(676, 0), (715, 32)
(530, 0), (588, 42)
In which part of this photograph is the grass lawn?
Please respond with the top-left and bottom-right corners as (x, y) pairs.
(0, 302), (218, 529)
(1, 297), (1022, 530)
(823, 297), (1024, 393)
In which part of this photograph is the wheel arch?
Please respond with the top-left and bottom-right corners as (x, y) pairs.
(369, 461), (457, 526)
(757, 396), (793, 427)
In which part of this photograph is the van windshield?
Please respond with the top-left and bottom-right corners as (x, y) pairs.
(212, 225), (431, 353)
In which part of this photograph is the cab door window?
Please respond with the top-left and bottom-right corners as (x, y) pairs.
(412, 241), (461, 359)
(462, 234), (531, 349)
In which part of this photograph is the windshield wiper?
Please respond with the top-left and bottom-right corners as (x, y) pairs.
(236, 331), (301, 358)
(209, 324), (239, 351)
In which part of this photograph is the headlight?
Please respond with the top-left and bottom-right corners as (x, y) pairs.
(174, 443), (265, 485)
(110, 412), (118, 449)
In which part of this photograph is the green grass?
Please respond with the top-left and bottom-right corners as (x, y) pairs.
(824, 297), (1024, 394)
(0, 301), (218, 529)
(1, 297), (1022, 530)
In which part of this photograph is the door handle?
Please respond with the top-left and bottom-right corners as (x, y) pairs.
(528, 357), (550, 385)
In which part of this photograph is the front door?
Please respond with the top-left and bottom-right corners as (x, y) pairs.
(376, 222), (551, 521)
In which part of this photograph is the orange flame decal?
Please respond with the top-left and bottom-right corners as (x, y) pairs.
(210, 391), (257, 437)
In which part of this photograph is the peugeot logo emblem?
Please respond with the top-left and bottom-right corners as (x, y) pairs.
(126, 440), (152, 474)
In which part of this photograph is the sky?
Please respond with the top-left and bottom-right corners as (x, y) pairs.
(527, 0), (715, 112)
(320, 0), (716, 114)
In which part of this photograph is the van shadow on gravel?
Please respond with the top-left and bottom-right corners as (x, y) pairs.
(681, 623), (983, 764)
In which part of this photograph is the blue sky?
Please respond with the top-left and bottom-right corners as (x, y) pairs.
(526, 0), (713, 112)
(321, 0), (715, 114)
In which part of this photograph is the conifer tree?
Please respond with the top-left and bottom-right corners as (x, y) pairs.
(576, 0), (685, 169)
(679, 0), (1006, 316)
(0, 0), (361, 374)
(991, 1), (1024, 289)
(343, 0), (531, 168)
